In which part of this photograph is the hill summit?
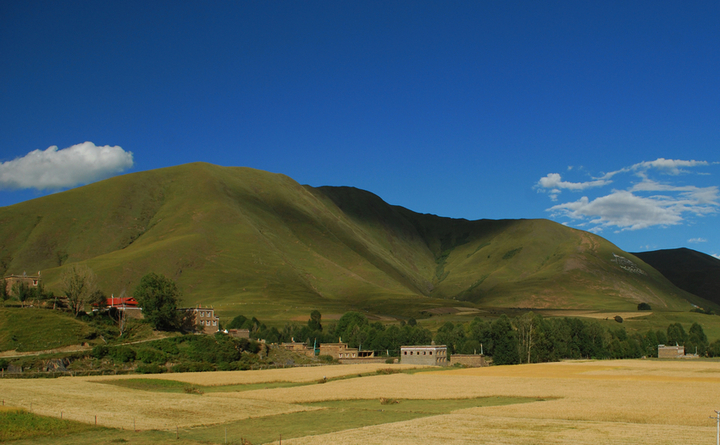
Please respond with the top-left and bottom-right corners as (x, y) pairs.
(0, 163), (704, 319)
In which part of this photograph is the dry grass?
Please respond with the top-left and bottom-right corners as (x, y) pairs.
(236, 359), (720, 444)
(542, 310), (651, 320)
(3, 360), (720, 443)
(84, 363), (423, 386)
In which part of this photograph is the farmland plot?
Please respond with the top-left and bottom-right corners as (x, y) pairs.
(2, 360), (720, 444)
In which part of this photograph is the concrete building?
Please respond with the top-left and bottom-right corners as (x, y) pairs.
(400, 344), (448, 366)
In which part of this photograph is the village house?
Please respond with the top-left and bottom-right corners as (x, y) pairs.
(101, 295), (143, 319)
(658, 344), (698, 358)
(280, 340), (313, 355)
(319, 341), (374, 360)
(3, 272), (41, 296)
(400, 344), (448, 366)
(227, 328), (250, 339)
(185, 305), (220, 334)
(450, 354), (488, 367)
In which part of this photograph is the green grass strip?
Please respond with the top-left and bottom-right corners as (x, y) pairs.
(0, 408), (98, 442)
(181, 396), (540, 444)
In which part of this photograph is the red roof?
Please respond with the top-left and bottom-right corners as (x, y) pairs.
(105, 297), (139, 307)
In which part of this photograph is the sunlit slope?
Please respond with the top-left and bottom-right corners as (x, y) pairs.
(0, 163), (702, 316)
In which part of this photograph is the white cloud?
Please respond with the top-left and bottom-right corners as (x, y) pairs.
(0, 142), (133, 190)
(548, 191), (686, 231)
(538, 157), (718, 231)
(688, 238), (707, 243)
(536, 173), (611, 193)
(631, 158), (709, 175)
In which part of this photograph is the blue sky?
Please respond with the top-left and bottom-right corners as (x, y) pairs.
(1, 1), (719, 258)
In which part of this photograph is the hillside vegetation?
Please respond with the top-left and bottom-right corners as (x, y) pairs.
(0, 163), (707, 321)
(633, 248), (720, 307)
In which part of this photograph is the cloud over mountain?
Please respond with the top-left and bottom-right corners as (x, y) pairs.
(537, 158), (719, 232)
(0, 142), (133, 190)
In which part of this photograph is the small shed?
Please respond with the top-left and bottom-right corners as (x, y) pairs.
(658, 344), (685, 358)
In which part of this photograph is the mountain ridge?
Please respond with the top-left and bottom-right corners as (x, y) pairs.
(0, 162), (709, 320)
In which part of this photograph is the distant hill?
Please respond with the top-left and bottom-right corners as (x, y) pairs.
(632, 248), (720, 307)
(0, 163), (708, 320)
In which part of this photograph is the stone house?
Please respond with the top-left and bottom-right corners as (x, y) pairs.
(227, 329), (250, 339)
(3, 272), (41, 296)
(186, 305), (220, 334)
(319, 342), (374, 359)
(658, 344), (693, 358)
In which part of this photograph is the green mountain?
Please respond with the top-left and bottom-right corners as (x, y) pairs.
(632, 248), (720, 308)
(0, 163), (706, 320)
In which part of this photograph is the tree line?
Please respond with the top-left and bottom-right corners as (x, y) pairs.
(228, 310), (718, 364)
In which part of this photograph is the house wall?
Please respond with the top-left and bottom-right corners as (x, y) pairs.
(191, 307), (220, 334)
(4, 274), (40, 296)
(400, 345), (448, 366)
(228, 329), (250, 339)
(658, 345), (685, 358)
(451, 354), (488, 367)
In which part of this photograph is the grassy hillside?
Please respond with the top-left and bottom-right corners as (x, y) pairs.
(0, 307), (93, 352)
(0, 163), (707, 322)
(633, 248), (720, 307)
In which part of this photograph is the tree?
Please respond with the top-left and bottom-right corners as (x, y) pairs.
(666, 323), (687, 346)
(133, 273), (182, 331)
(637, 302), (651, 311)
(308, 310), (322, 332)
(0, 280), (8, 303)
(88, 290), (107, 311)
(491, 315), (520, 365)
(687, 322), (709, 355)
(61, 264), (98, 316)
(227, 314), (248, 330)
(516, 312), (540, 364)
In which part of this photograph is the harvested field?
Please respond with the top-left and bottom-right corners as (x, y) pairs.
(87, 362), (423, 386)
(542, 310), (652, 320)
(2, 360), (720, 444)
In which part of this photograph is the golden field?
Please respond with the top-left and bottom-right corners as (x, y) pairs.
(2, 360), (720, 444)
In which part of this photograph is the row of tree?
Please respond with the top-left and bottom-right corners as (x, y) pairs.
(228, 310), (717, 364)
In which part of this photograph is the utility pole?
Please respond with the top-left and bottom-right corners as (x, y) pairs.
(710, 410), (720, 445)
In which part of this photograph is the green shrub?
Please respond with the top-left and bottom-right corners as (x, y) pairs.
(136, 348), (166, 364)
(171, 362), (215, 373)
(637, 303), (651, 311)
(109, 346), (136, 363)
(183, 385), (204, 394)
(136, 363), (166, 374)
(614, 315), (623, 323)
(91, 345), (109, 359)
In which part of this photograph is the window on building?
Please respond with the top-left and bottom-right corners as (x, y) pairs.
(212, 320), (217, 326)
(430, 351), (433, 355)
